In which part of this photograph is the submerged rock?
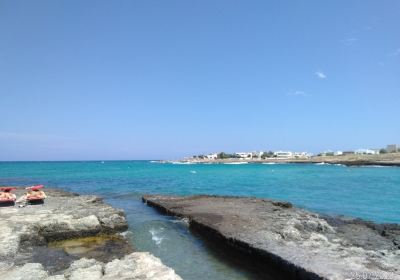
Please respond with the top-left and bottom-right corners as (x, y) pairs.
(143, 194), (400, 280)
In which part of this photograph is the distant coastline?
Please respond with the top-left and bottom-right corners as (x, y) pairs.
(162, 153), (400, 167)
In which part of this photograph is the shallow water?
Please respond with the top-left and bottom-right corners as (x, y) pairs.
(1, 161), (399, 279)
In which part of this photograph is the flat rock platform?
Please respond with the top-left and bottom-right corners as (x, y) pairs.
(143, 195), (400, 280)
(0, 188), (181, 280)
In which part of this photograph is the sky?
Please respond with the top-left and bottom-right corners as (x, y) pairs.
(1, 1), (399, 160)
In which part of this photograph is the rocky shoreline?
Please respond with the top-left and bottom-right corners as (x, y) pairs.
(0, 188), (182, 280)
(164, 153), (400, 167)
(143, 194), (400, 280)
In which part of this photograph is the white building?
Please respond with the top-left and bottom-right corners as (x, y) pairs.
(387, 144), (398, 153)
(252, 151), (264, 158)
(274, 151), (294, 159)
(235, 152), (253, 158)
(206, 153), (218, 160)
(334, 151), (343, 156)
(293, 152), (311, 159)
(355, 149), (379, 155)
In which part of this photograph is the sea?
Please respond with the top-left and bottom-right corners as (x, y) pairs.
(0, 161), (399, 280)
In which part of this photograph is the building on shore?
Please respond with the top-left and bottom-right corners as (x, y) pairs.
(235, 152), (253, 159)
(387, 144), (398, 153)
(334, 151), (343, 156)
(206, 153), (218, 160)
(252, 151), (264, 158)
(355, 149), (380, 155)
(293, 152), (312, 159)
(274, 151), (294, 159)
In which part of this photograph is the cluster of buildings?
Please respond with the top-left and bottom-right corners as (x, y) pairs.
(199, 151), (312, 160)
(195, 144), (399, 161)
(321, 144), (399, 157)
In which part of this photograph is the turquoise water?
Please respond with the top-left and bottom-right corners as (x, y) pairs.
(1, 161), (399, 279)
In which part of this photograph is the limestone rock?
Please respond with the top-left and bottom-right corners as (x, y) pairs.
(143, 194), (400, 280)
(103, 252), (182, 280)
(0, 189), (181, 280)
(1, 263), (49, 280)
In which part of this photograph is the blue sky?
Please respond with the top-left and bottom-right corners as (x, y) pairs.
(1, 1), (399, 160)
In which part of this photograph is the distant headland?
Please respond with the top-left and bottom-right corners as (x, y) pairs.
(164, 144), (400, 167)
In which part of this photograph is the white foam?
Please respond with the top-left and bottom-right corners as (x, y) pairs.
(364, 165), (390, 168)
(315, 162), (330, 165)
(120, 230), (134, 238)
(224, 162), (248, 165)
(190, 170), (197, 174)
(149, 228), (165, 245)
(170, 218), (190, 226)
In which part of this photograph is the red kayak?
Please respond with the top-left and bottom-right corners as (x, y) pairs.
(0, 187), (17, 192)
(0, 197), (16, 202)
(26, 185), (44, 191)
(26, 185), (46, 202)
(0, 187), (17, 203)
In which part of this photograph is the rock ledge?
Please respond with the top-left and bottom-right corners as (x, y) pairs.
(143, 194), (400, 280)
(0, 189), (181, 280)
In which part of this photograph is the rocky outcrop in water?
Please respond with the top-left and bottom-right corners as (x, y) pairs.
(0, 189), (181, 280)
(1, 252), (181, 280)
(143, 194), (400, 280)
(0, 252), (181, 280)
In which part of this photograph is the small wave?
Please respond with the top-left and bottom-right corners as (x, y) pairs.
(149, 160), (160, 163)
(149, 228), (165, 245)
(171, 161), (194, 165)
(190, 170), (197, 174)
(363, 165), (390, 168)
(224, 162), (248, 165)
(315, 162), (330, 165)
(262, 162), (276, 165)
(120, 231), (134, 239)
(170, 217), (190, 226)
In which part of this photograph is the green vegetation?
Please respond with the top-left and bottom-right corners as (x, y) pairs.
(217, 152), (239, 159)
(261, 151), (274, 159)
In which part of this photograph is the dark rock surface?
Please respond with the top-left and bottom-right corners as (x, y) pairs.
(143, 194), (400, 280)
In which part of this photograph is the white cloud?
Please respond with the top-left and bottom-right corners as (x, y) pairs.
(343, 38), (357, 46)
(315, 71), (327, 79)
